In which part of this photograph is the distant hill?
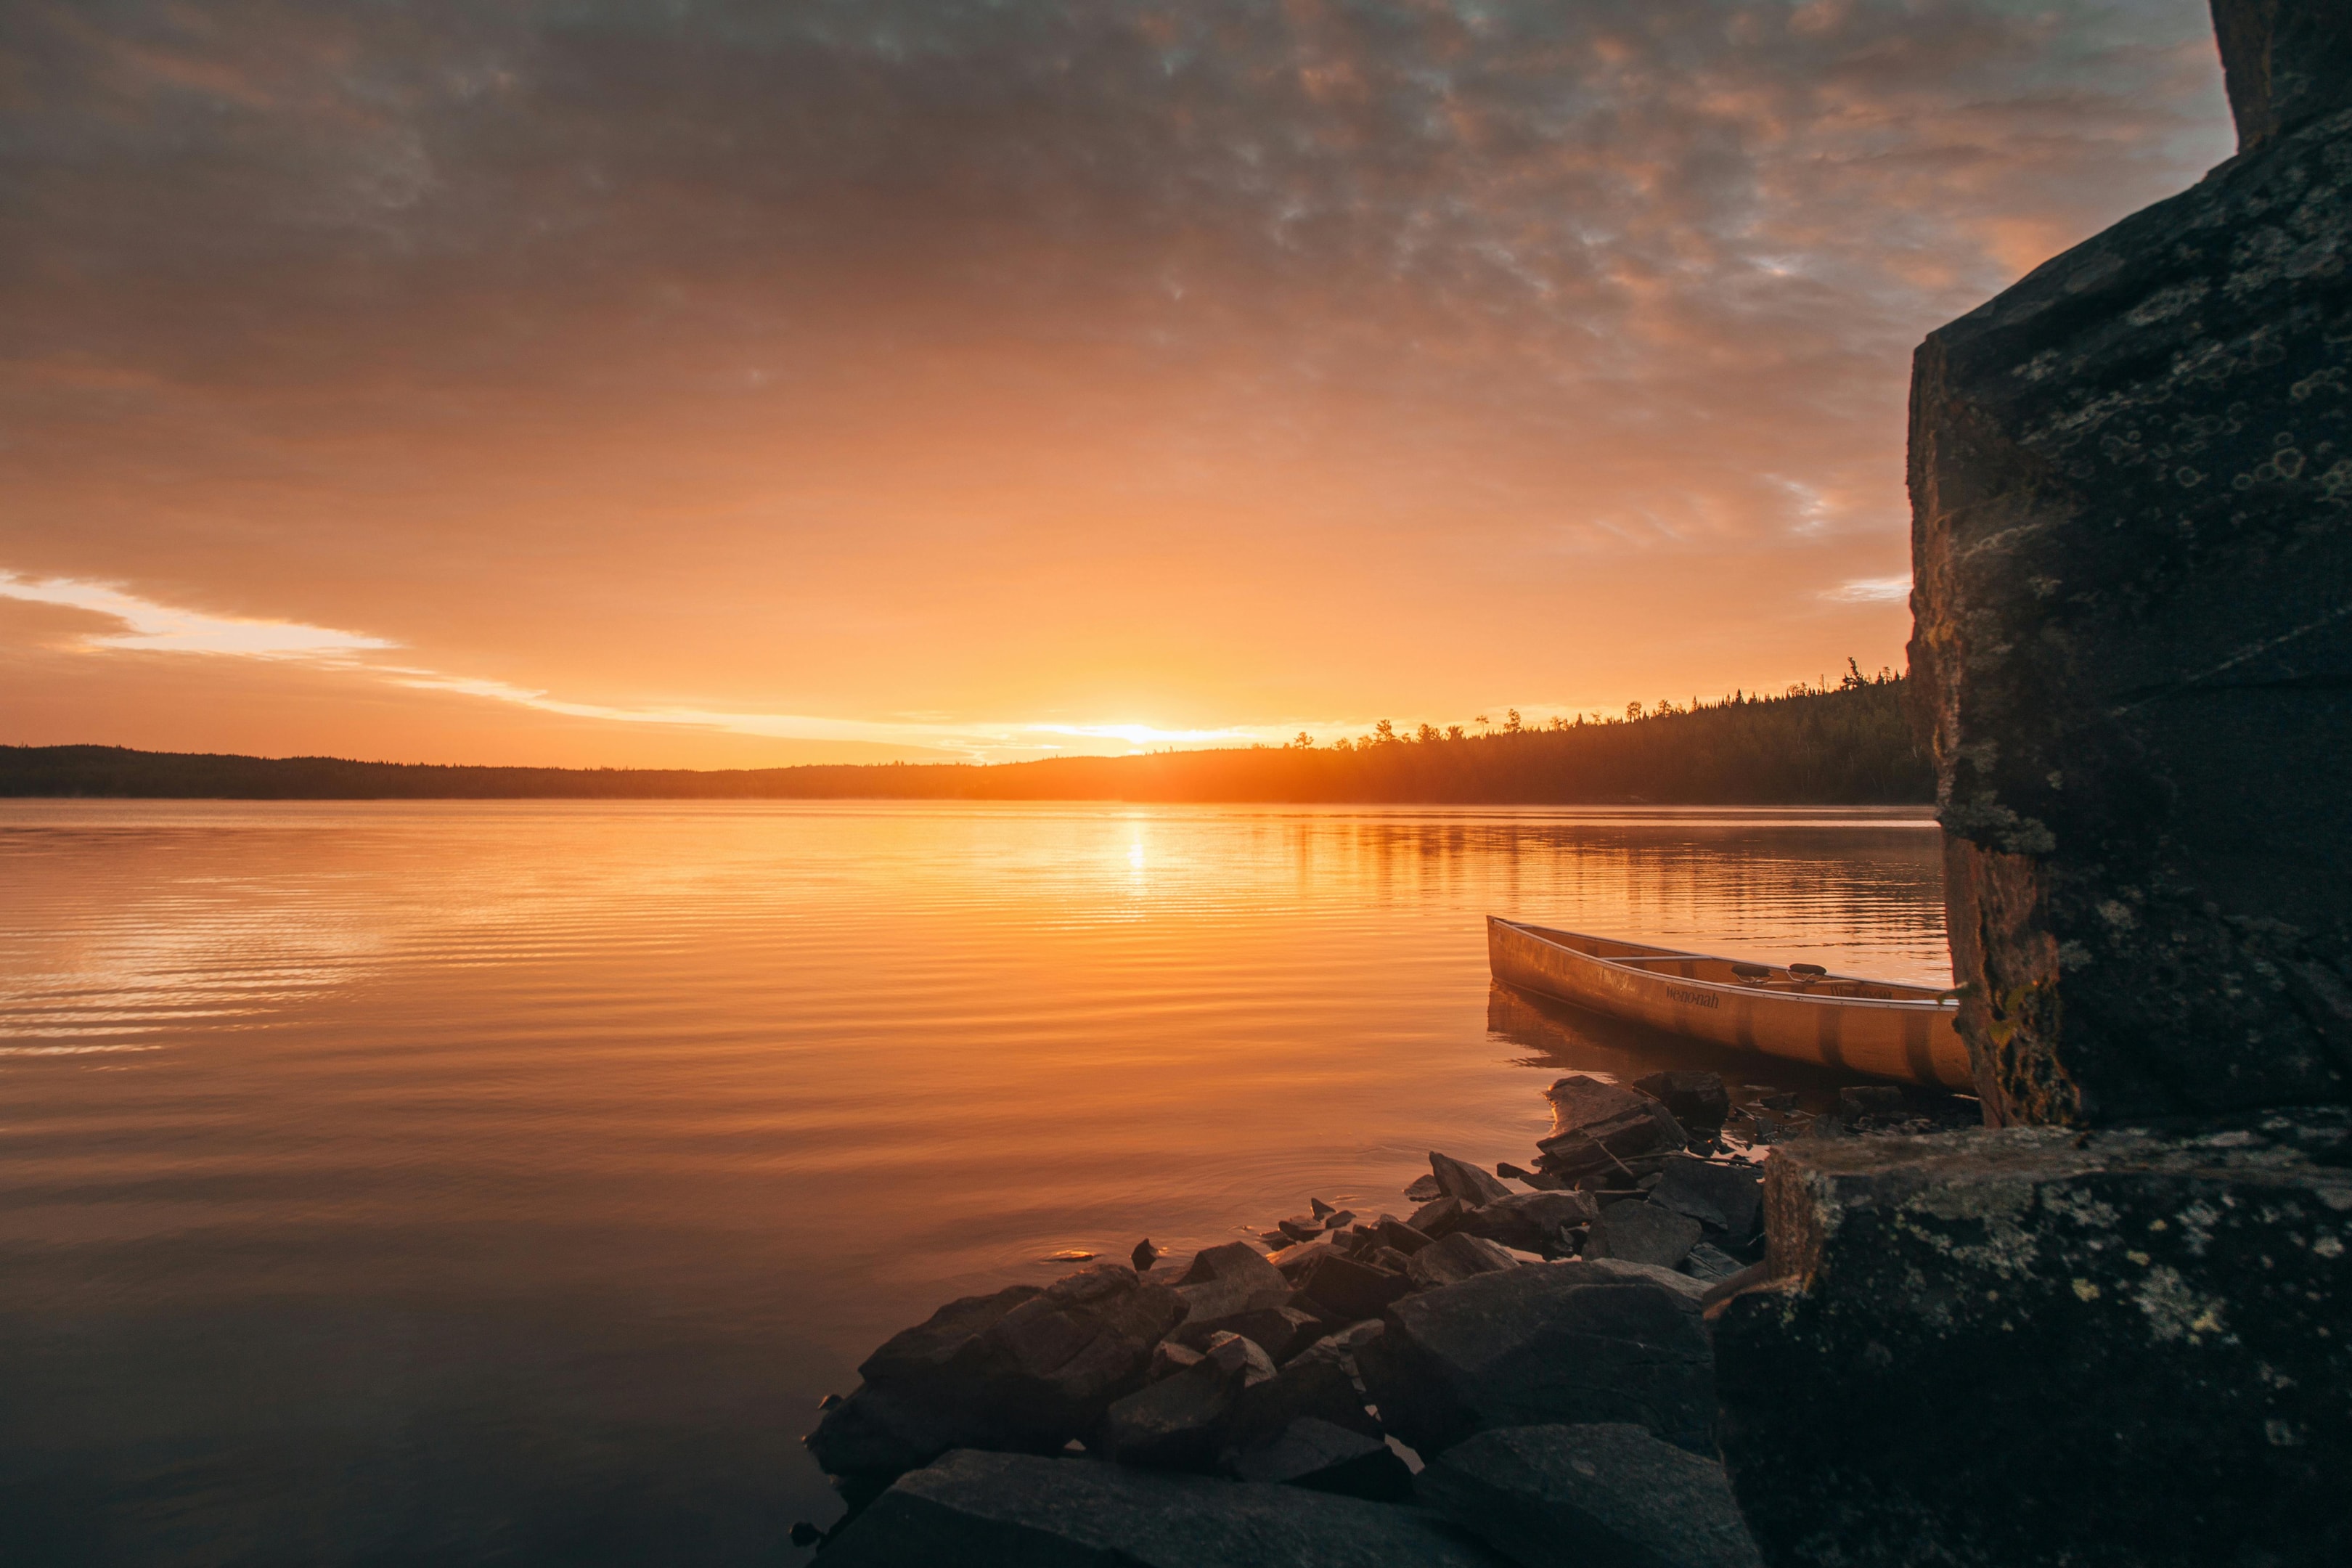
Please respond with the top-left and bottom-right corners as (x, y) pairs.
(0, 676), (1932, 805)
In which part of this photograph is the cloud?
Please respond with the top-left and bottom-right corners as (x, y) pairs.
(0, 573), (393, 657)
(1822, 574), (1914, 603)
(0, 1), (2236, 761)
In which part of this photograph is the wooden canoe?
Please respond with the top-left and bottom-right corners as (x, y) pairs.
(1487, 917), (1973, 1090)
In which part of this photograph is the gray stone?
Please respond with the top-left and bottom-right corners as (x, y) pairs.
(1407, 1194), (1469, 1239)
(1265, 1234), (1340, 1275)
(1363, 1262), (1716, 1458)
(1172, 1242), (1290, 1327)
(1299, 1249), (1412, 1321)
(1173, 1302), (1323, 1363)
(1421, 1423), (1762, 1568)
(1678, 1244), (1747, 1285)
(1715, 1120), (2352, 1567)
(1147, 1341), (1203, 1381)
(1235, 1343), (1383, 1444)
(1371, 1217), (1435, 1255)
(1098, 1334), (1271, 1471)
(1458, 1190), (1601, 1254)
(810, 1267), (1183, 1477)
(1404, 1230), (1521, 1291)
(1586, 1201), (1702, 1270)
(1325, 1209), (1357, 1231)
(1404, 1174), (1445, 1203)
(1278, 1213), (1326, 1244)
(822, 1449), (1508, 1567)
(1230, 1418), (1416, 1502)
(1646, 1156), (1764, 1243)
(1430, 1151), (1514, 1205)
(1907, 0), (2352, 1124)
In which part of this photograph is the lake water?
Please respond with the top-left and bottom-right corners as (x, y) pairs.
(0, 800), (1950, 1565)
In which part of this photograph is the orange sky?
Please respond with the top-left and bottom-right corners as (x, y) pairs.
(1, 1), (2236, 766)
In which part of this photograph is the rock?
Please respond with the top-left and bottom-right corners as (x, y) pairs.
(1646, 1156), (1764, 1244)
(1679, 1244), (1747, 1285)
(1098, 1334), (1271, 1471)
(1371, 1216), (1435, 1255)
(1265, 1235), (1339, 1275)
(1407, 1194), (1469, 1239)
(1538, 1077), (1691, 1181)
(1175, 1303), (1323, 1363)
(1229, 1416), (1416, 1502)
(1421, 1423), (1763, 1568)
(1431, 1151), (1514, 1206)
(1634, 1071), (1733, 1138)
(1236, 1344), (1384, 1443)
(1363, 1262), (1716, 1458)
(821, 1449), (1507, 1567)
(856, 1284), (1045, 1390)
(807, 1383), (1038, 1479)
(1172, 1241), (1290, 1327)
(1458, 1191), (1601, 1254)
(810, 1270), (1182, 1478)
(1148, 1341), (1204, 1381)
(1298, 1250), (1413, 1320)
(1311, 1198), (1335, 1219)
(1404, 1173), (1445, 1202)
(1575, 1257), (1714, 1306)
(1323, 1209), (1356, 1231)
(1834, 1086), (1908, 1126)
(1585, 1201), (1703, 1270)
(1405, 1231), (1522, 1291)
(1131, 1238), (1160, 1270)
(1495, 1161), (1539, 1182)
(1277, 1213), (1326, 1244)
(1715, 1120), (2352, 1567)
(1908, 0), (2352, 1124)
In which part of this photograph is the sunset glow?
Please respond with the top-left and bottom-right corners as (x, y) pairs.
(0, 1), (2237, 767)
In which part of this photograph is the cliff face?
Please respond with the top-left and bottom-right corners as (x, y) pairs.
(1906, 0), (2352, 1124)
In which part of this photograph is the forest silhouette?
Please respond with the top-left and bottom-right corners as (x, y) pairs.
(3, 666), (1927, 805)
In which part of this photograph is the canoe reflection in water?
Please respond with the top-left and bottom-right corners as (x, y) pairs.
(1487, 918), (1973, 1090)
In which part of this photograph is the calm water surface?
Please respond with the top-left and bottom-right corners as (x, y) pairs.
(0, 801), (1948, 1564)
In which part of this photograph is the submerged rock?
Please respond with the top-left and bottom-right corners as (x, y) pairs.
(1421, 1423), (1762, 1568)
(1131, 1238), (1160, 1270)
(1363, 1262), (1715, 1458)
(1404, 1174), (1445, 1203)
(1585, 1201), (1702, 1270)
(820, 1449), (1508, 1567)
(1538, 1078), (1690, 1182)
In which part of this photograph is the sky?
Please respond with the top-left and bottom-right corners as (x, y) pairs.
(1, 0), (2237, 767)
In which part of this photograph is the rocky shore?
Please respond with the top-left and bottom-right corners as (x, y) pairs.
(792, 1071), (1950, 1566)
(790, 2), (2352, 1559)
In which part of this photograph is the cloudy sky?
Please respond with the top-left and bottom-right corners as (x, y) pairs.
(1, 0), (2234, 765)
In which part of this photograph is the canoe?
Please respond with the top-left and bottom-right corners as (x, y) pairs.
(1487, 917), (1973, 1090)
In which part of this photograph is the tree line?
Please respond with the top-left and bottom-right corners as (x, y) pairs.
(0, 665), (1929, 804)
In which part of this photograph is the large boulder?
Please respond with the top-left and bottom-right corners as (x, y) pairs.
(1361, 1262), (1716, 1458)
(1715, 1121), (2352, 1567)
(1297, 1250), (1413, 1321)
(1906, 0), (2352, 1124)
(1421, 1423), (1763, 1568)
(809, 1265), (1184, 1477)
(820, 1449), (1508, 1567)
(1405, 1231), (1522, 1291)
